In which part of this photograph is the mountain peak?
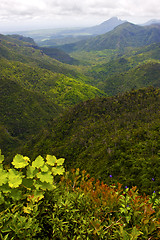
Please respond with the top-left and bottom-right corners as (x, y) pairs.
(100, 17), (126, 26)
(83, 17), (126, 35)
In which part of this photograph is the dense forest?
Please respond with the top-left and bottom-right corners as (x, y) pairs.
(0, 21), (160, 239)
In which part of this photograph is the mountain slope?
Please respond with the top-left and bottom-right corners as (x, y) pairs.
(86, 42), (160, 95)
(59, 22), (160, 52)
(21, 17), (125, 47)
(0, 34), (106, 107)
(20, 87), (160, 194)
(39, 47), (79, 65)
(0, 76), (61, 159)
(102, 61), (160, 95)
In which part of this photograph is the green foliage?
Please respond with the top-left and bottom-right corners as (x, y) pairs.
(86, 42), (160, 96)
(0, 151), (65, 239)
(40, 47), (79, 65)
(0, 151), (160, 239)
(38, 169), (160, 239)
(22, 87), (160, 194)
(0, 150), (64, 204)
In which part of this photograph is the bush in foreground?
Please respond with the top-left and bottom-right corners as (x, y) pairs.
(0, 151), (160, 239)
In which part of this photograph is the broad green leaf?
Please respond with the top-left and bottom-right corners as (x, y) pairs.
(32, 156), (44, 168)
(46, 155), (57, 166)
(0, 149), (4, 164)
(8, 169), (23, 188)
(57, 158), (65, 166)
(40, 182), (56, 191)
(52, 166), (65, 175)
(40, 164), (49, 172)
(34, 181), (41, 190)
(10, 189), (22, 201)
(26, 165), (38, 179)
(0, 168), (8, 186)
(34, 181), (56, 191)
(12, 154), (30, 168)
(37, 171), (53, 183)
(22, 178), (34, 190)
(0, 183), (11, 193)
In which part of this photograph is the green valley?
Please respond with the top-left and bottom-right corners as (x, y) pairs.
(1, 19), (160, 239)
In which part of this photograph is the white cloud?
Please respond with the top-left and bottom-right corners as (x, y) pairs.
(0, 0), (160, 31)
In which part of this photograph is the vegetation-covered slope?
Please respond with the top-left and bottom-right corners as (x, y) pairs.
(0, 75), (61, 159)
(84, 42), (160, 95)
(20, 87), (160, 194)
(102, 61), (160, 95)
(39, 47), (79, 65)
(59, 23), (160, 52)
(1, 29), (160, 195)
(0, 34), (105, 107)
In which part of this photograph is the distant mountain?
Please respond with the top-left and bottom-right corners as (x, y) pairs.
(78, 17), (126, 35)
(19, 17), (125, 47)
(142, 19), (160, 26)
(59, 22), (160, 52)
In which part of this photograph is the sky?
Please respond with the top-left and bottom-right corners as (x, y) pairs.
(0, 0), (160, 32)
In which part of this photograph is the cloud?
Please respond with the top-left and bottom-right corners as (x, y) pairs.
(1, 0), (160, 19)
(0, 0), (159, 31)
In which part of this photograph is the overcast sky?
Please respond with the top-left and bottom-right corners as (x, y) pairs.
(0, 0), (160, 32)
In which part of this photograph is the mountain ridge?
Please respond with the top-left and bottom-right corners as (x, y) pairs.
(58, 22), (160, 52)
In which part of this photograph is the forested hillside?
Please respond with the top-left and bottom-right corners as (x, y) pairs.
(0, 34), (105, 107)
(1, 20), (160, 239)
(59, 22), (160, 52)
(18, 87), (160, 194)
(1, 22), (160, 189)
(64, 41), (159, 98)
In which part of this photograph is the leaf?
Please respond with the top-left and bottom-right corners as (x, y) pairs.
(40, 182), (56, 191)
(37, 171), (53, 183)
(40, 164), (49, 172)
(0, 149), (4, 164)
(46, 155), (65, 166)
(34, 181), (56, 191)
(22, 178), (34, 190)
(8, 169), (23, 188)
(0, 168), (8, 186)
(0, 183), (11, 194)
(46, 155), (57, 166)
(12, 154), (30, 168)
(57, 158), (65, 166)
(10, 189), (22, 201)
(52, 166), (65, 175)
(26, 165), (38, 179)
(32, 156), (44, 168)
